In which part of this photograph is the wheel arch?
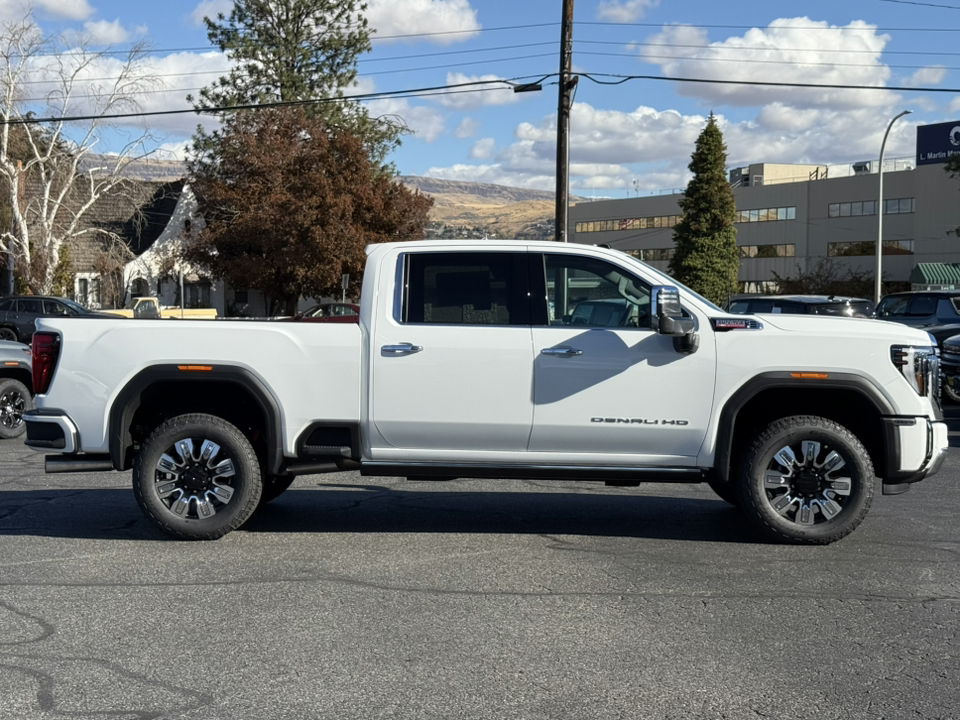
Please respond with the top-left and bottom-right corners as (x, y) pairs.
(714, 372), (894, 485)
(0, 368), (33, 394)
(108, 365), (284, 474)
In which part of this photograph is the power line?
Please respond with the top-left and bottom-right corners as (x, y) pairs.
(578, 20), (960, 32)
(878, 0), (960, 8)
(3, 76), (537, 125)
(578, 49), (960, 72)
(576, 71), (960, 93)
(576, 38), (960, 58)
(9, 69), (960, 126)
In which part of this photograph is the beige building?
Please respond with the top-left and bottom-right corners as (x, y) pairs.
(570, 121), (960, 294)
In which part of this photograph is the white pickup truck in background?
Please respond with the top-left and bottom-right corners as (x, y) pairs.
(24, 240), (949, 544)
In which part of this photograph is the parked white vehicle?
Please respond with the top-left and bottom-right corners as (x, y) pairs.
(24, 241), (948, 544)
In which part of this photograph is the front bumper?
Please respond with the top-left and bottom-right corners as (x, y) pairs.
(881, 416), (949, 494)
(23, 409), (79, 453)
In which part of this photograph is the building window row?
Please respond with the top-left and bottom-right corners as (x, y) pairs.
(575, 215), (680, 233)
(739, 244), (796, 259)
(630, 248), (675, 262)
(827, 240), (915, 257)
(735, 207), (796, 223)
(828, 198), (914, 218)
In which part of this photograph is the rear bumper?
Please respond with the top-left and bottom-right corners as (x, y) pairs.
(23, 409), (78, 453)
(881, 417), (949, 494)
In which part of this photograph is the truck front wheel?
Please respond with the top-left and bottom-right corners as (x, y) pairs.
(132, 413), (263, 540)
(736, 416), (874, 545)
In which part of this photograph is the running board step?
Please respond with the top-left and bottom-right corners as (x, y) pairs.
(301, 444), (352, 457)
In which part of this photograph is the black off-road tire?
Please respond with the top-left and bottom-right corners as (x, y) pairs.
(0, 378), (32, 439)
(0, 326), (18, 342)
(132, 413), (262, 540)
(706, 477), (740, 506)
(736, 415), (874, 545)
(260, 474), (295, 505)
(943, 378), (960, 405)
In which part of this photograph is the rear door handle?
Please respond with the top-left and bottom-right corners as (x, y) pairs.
(381, 343), (423, 355)
(540, 346), (583, 356)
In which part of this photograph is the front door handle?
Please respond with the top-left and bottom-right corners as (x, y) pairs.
(381, 343), (423, 355)
(540, 346), (583, 357)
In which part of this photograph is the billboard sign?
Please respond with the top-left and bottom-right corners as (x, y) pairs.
(917, 120), (960, 166)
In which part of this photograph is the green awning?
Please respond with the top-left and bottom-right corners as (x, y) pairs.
(910, 263), (960, 286)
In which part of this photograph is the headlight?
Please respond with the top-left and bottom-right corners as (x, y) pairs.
(891, 345), (939, 397)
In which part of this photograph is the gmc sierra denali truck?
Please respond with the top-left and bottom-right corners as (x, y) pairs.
(24, 240), (949, 544)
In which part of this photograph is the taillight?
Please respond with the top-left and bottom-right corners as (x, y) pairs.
(32, 332), (61, 394)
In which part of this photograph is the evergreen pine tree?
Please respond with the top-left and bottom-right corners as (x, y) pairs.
(668, 113), (739, 306)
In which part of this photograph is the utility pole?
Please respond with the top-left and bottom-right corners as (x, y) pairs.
(555, 0), (576, 243)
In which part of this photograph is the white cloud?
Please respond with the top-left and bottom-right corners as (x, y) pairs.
(190, 0), (233, 26)
(425, 95), (925, 195)
(455, 117), (480, 138)
(84, 19), (131, 44)
(0, 0), (93, 21)
(596, 0), (659, 22)
(639, 18), (899, 110)
(949, 97), (960, 114)
(470, 137), (495, 159)
(367, 0), (479, 44)
(904, 66), (947, 88)
(435, 73), (520, 110)
(367, 98), (445, 142)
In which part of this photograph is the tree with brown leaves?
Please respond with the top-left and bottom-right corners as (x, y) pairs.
(186, 106), (432, 315)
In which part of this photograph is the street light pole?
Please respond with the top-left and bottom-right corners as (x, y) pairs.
(875, 109), (911, 306)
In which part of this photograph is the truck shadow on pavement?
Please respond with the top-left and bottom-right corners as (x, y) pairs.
(0, 483), (761, 543)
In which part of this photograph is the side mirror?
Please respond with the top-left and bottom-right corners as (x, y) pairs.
(651, 285), (695, 337)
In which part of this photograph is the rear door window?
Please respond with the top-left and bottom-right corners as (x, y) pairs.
(19, 299), (42, 314)
(402, 252), (530, 326)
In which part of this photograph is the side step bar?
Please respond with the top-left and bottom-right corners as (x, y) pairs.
(45, 455), (115, 473)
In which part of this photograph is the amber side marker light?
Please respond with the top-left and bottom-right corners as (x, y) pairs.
(178, 365), (214, 372)
(4, 361), (17, 367)
(790, 372), (830, 379)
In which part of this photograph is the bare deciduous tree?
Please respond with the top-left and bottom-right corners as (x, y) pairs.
(0, 8), (159, 294)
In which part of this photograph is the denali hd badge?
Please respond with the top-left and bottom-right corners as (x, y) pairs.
(591, 418), (689, 425)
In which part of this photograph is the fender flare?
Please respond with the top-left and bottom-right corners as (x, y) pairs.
(713, 371), (894, 483)
(108, 364), (284, 474)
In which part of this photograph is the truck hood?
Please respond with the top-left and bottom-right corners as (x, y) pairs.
(747, 314), (935, 345)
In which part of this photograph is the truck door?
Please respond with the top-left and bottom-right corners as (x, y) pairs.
(369, 250), (535, 457)
(528, 252), (716, 464)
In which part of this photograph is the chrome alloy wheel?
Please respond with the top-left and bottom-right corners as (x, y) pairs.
(762, 440), (853, 526)
(153, 438), (237, 520)
(0, 387), (25, 430)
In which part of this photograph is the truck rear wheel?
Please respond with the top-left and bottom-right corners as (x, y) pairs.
(736, 415), (874, 545)
(132, 413), (262, 540)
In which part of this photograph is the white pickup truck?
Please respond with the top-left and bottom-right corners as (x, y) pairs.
(24, 240), (949, 544)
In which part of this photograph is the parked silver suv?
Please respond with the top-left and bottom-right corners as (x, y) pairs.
(0, 340), (32, 438)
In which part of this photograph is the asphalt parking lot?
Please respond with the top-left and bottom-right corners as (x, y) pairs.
(2, 426), (960, 720)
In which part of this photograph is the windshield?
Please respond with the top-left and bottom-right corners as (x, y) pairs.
(620, 253), (724, 313)
(60, 298), (92, 314)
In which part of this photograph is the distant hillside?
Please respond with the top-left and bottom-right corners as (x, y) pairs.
(401, 176), (585, 241)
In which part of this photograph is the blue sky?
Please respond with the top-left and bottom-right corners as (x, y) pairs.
(9, 0), (960, 196)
